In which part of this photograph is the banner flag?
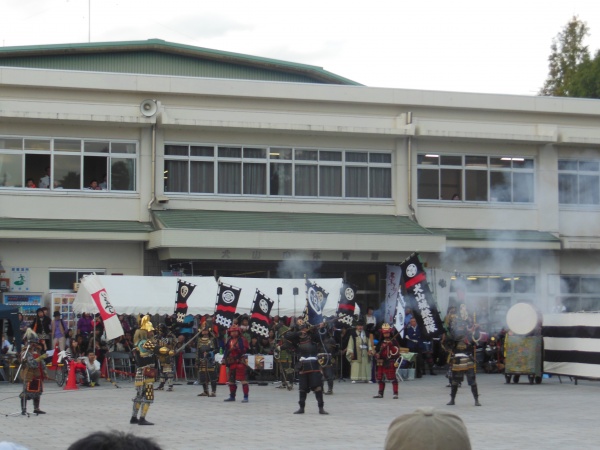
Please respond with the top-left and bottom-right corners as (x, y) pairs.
(303, 279), (329, 326)
(336, 282), (357, 327)
(249, 289), (274, 338)
(214, 282), (242, 330)
(81, 275), (124, 341)
(175, 279), (196, 323)
(384, 265), (402, 325)
(400, 253), (444, 338)
(394, 292), (407, 338)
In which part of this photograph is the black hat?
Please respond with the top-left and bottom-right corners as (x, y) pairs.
(356, 319), (365, 326)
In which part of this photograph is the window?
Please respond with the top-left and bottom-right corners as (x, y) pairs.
(164, 144), (392, 199)
(0, 136), (137, 191)
(558, 276), (600, 312)
(558, 159), (600, 205)
(418, 154), (534, 203)
(449, 275), (536, 332)
(49, 269), (105, 290)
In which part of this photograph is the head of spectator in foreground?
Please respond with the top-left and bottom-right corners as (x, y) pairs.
(384, 407), (471, 450)
(68, 431), (162, 450)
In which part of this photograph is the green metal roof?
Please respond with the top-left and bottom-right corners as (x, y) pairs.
(430, 228), (560, 242)
(0, 217), (153, 233)
(0, 39), (361, 86)
(152, 210), (432, 235)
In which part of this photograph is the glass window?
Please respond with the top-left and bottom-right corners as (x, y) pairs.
(513, 173), (534, 203)
(346, 152), (368, 163)
(345, 166), (368, 197)
(190, 161), (214, 193)
(270, 163), (292, 196)
(0, 135), (136, 191)
(370, 153), (391, 163)
(418, 169), (439, 200)
(164, 160), (188, 193)
(190, 146), (214, 157)
(295, 165), (318, 196)
(111, 158), (135, 191)
(165, 145), (188, 156)
(319, 166), (342, 197)
(369, 167), (391, 198)
(54, 139), (81, 152)
(0, 154), (23, 187)
(269, 148), (292, 160)
(295, 149), (318, 161)
(54, 154), (81, 189)
(24, 139), (50, 151)
(465, 170), (488, 201)
(320, 151), (342, 162)
(84, 141), (109, 153)
(440, 168), (462, 201)
(558, 158), (600, 205)
(112, 142), (136, 154)
(0, 138), (22, 150)
(490, 171), (512, 202)
(440, 155), (462, 166)
(243, 148), (266, 159)
(218, 147), (242, 158)
(164, 143), (391, 199)
(218, 162), (241, 194)
(243, 163), (266, 195)
(558, 174), (578, 204)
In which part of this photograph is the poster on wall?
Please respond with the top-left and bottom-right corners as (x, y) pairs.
(51, 293), (77, 331)
(10, 267), (30, 292)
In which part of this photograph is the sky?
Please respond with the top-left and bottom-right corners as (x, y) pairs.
(1, 0), (600, 96)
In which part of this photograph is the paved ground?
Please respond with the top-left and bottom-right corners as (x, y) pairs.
(0, 373), (597, 449)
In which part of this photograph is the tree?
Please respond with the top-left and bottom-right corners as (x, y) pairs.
(539, 16), (590, 97)
(568, 50), (600, 99)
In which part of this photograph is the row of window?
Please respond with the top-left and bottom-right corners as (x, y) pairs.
(164, 145), (392, 199)
(0, 136), (136, 191)
(2, 135), (599, 207)
(418, 154), (535, 203)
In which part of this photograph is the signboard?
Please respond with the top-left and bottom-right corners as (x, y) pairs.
(10, 267), (30, 292)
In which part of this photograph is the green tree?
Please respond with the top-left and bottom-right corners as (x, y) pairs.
(540, 16), (590, 96)
(568, 51), (600, 99)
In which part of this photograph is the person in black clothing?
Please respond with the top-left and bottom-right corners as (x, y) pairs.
(286, 320), (329, 415)
(31, 308), (51, 352)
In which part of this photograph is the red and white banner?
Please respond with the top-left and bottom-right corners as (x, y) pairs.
(82, 275), (124, 341)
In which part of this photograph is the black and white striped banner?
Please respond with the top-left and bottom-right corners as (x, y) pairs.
(543, 313), (600, 379)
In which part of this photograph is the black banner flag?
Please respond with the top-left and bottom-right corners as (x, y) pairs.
(214, 283), (242, 330)
(400, 253), (444, 338)
(175, 279), (196, 324)
(249, 290), (274, 338)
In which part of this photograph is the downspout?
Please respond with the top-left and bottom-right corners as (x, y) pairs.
(406, 111), (418, 223)
(147, 123), (157, 210)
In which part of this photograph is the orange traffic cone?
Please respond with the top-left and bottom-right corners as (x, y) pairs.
(218, 363), (227, 385)
(64, 363), (79, 390)
(50, 343), (59, 370)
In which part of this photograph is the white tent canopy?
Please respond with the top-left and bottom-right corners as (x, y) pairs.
(73, 275), (349, 317)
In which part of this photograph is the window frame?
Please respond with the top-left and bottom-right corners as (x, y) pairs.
(163, 143), (393, 200)
(417, 153), (535, 204)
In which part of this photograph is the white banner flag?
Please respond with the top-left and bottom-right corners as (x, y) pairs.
(81, 275), (124, 341)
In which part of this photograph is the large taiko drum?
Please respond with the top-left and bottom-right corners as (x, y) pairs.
(506, 303), (541, 336)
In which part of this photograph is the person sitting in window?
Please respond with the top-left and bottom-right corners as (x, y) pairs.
(39, 166), (51, 189)
(452, 193), (460, 200)
(87, 179), (101, 190)
(25, 178), (37, 188)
